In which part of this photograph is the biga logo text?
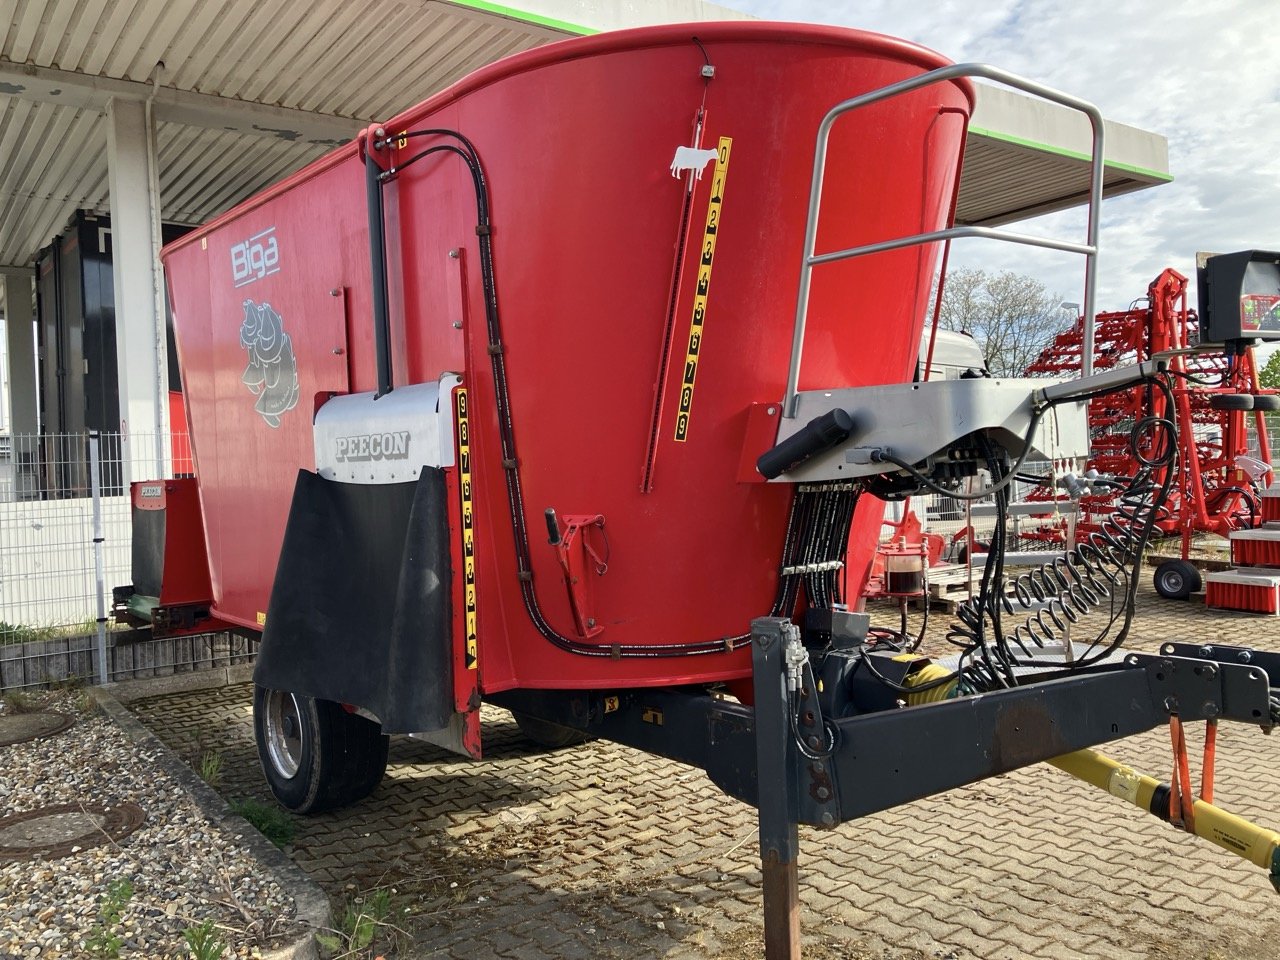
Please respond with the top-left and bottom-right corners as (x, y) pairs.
(231, 227), (280, 288)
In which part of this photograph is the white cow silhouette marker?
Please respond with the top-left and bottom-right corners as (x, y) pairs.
(670, 146), (719, 179)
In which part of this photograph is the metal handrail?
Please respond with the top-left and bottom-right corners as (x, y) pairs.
(783, 63), (1106, 417)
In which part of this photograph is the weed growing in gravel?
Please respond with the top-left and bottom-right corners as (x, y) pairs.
(229, 797), (296, 848)
(183, 918), (228, 960)
(199, 749), (224, 789)
(49, 673), (88, 692)
(85, 878), (134, 958)
(1, 689), (40, 713)
(317, 887), (400, 958)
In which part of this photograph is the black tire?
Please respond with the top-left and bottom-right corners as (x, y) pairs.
(511, 710), (588, 749)
(252, 685), (389, 814)
(1252, 394), (1280, 411)
(1153, 559), (1202, 601)
(1209, 393), (1255, 411)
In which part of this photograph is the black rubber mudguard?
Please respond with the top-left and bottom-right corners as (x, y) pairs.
(254, 468), (453, 735)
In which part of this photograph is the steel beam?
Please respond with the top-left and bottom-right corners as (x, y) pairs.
(0, 59), (360, 145)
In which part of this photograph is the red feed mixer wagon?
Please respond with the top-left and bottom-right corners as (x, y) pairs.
(123, 21), (1280, 955)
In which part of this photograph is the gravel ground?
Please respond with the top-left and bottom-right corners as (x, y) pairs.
(0, 690), (304, 959)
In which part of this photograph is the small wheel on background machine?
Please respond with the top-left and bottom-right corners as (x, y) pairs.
(1209, 393), (1255, 411)
(1153, 559), (1202, 601)
(1251, 394), (1280, 411)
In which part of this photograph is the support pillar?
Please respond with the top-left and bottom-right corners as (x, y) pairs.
(752, 617), (803, 960)
(1, 270), (37, 437)
(2, 269), (39, 498)
(105, 97), (169, 484)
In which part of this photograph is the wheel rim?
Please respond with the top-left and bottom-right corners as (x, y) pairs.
(264, 690), (304, 780)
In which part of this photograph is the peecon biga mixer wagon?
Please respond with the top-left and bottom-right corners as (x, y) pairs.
(122, 21), (1280, 956)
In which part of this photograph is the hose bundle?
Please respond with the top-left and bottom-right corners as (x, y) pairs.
(943, 375), (1178, 692)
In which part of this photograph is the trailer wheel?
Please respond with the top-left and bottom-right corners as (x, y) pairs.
(1153, 559), (1202, 601)
(1209, 393), (1255, 411)
(511, 710), (588, 749)
(252, 685), (389, 814)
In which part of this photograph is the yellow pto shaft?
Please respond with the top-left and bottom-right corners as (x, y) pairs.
(1048, 748), (1280, 892)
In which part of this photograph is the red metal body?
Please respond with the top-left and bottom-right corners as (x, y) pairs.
(168, 390), (194, 476)
(161, 23), (971, 695)
(1206, 573), (1280, 614)
(1024, 269), (1274, 552)
(130, 478), (215, 609)
(126, 477), (228, 636)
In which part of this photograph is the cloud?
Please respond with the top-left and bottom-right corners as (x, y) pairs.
(726, 0), (1280, 310)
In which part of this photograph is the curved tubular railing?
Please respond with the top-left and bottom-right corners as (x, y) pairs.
(784, 63), (1105, 417)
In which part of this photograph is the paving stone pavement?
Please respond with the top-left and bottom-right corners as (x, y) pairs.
(129, 574), (1280, 959)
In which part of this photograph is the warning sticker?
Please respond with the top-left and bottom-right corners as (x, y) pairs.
(456, 388), (478, 671)
(674, 136), (732, 443)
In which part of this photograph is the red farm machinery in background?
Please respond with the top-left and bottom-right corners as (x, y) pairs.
(1021, 267), (1276, 599)
(112, 22), (1280, 957)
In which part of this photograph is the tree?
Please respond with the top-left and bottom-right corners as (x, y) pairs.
(1259, 349), (1280, 390)
(933, 268), (1068, 377)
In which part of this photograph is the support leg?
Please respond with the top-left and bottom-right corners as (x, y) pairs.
(752, 617), (803, 960)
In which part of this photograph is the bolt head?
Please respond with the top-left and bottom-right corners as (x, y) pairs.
(819, 812), (835, 828)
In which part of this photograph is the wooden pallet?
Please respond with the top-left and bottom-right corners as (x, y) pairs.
(916, 564), (981, 613)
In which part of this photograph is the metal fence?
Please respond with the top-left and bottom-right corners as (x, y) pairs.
(0, 431), (251, 692)
(2, 417), (1278, 691)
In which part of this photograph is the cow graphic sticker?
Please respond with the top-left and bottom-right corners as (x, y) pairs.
(239, 299), (299, 428)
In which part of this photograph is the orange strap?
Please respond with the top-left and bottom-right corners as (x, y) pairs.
(1201, 718), (1217, 805)
(1168, 716), (1196, 833)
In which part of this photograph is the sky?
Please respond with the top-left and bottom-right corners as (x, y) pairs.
(722, 0), (1280, 314)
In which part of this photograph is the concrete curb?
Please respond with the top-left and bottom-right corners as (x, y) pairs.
(92, 686), (331, 960)
(103, 661), (257, 703)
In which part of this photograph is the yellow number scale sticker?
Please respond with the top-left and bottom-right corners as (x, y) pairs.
(674, 136), (732, 443)
(455, 388), (478, 671)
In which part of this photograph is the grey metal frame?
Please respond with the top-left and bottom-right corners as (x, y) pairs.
(784, 63), (1106, 417)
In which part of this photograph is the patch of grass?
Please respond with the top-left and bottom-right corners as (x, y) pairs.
(198, 750), (224, 790)
(229, 797), (296, 848)
(0, 620), (57, 645)
(1, 689), (41, 714)
(183, 918), (228, 960)
(49, 673), (88, 693)
(0, 618), (128, 646)
(86, 878), (134, 958)
(318, 887), (400, 958)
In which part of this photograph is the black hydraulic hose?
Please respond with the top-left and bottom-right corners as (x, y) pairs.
(382, 128), (829, 658)
(364, 148), (394, 397)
